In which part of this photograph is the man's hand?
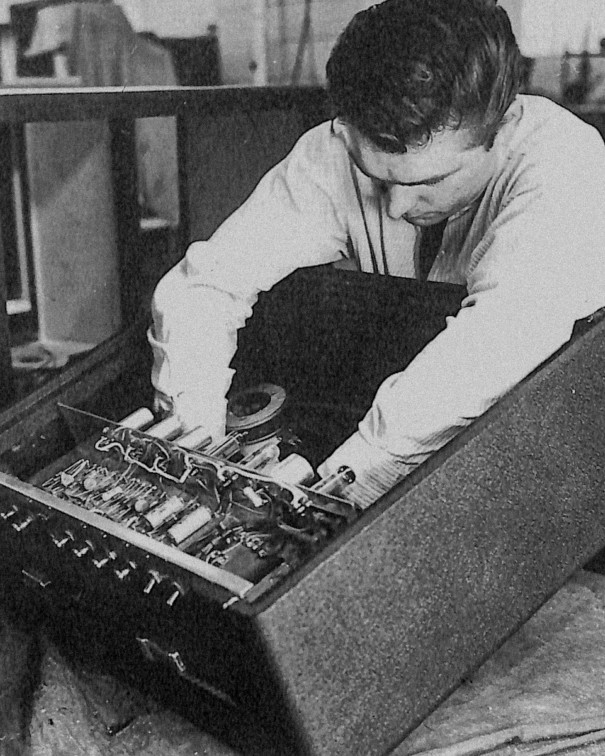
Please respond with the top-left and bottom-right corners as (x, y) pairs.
(318, 432), (416, 509)
(152, 390), (173, 419)
(152, 390), (227, 442)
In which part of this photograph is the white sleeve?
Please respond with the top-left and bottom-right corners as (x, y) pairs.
(320, 129), (605, 507)
(149, 123), (348, 435)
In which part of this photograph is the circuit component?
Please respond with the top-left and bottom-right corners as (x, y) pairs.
(41, 405), (357, 588)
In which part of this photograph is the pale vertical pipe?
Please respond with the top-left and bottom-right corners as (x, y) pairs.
(278, 0), (287, 83)
(251, 0), (268, 86)
(0, 30), (17, 80)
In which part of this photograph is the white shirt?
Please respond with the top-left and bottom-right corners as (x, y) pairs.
(150, 95), (605, 507)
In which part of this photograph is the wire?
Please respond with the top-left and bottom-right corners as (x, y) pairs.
(378, 191), (390, 275)
(349, 159), (380, 274)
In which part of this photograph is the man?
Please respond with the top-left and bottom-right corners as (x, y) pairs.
(149, 0), (605, 507)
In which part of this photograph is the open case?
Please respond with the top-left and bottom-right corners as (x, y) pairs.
(1, 88), (605, 756)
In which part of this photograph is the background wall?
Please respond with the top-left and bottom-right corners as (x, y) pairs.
(519, 0), (605, 57)
(263, 0), (375, 85)
(116, 0), (378, 85)
(1, 0), (598, 101)
(118, 0), (217, 38)
(4, 0), (605, 79)
(116, 0), (376, 86)
(113, 0), (581, 86)
(0, 0), (33, 25)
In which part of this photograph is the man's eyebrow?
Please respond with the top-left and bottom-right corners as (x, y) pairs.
(347, 148), (457, 186)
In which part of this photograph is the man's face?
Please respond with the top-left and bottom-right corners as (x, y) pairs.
(337, 123), (499, 226)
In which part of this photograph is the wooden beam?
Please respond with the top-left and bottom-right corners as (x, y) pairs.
(109, 118), (141, 325)
(0, 86), (327, 124)
(0, 124), (16, 407)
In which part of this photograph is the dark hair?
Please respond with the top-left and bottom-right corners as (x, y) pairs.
(326, 0), (522, 152)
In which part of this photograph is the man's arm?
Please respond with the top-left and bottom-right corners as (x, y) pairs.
(149, 123), (349, 436)
(320, 129), (605, 506)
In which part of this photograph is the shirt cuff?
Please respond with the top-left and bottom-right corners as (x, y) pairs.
(171, 391), (229, 440)
(317, 431), (417, 509)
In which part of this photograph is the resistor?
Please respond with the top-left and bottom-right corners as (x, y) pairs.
(144, 494), (188, 529)
(167, 505), (213, 544)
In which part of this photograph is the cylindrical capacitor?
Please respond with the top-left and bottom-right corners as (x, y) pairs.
(168, 506), (213, 544)
(175, 425), (213, 451)
(239, 442), (280, 471)
(144, 494), (188, 529)
(205, 433), (241, 460)
(145, 416), (183, 440)
(272, 453), (315, 486)
(134, 493), (159, 514)
(118, 408), (154, 431)
(312, 465), (356, 496)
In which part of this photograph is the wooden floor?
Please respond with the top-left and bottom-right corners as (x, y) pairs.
(0, 615), (241, 756)
(3, 571), (605, 755)
(395, 570), (605, 756)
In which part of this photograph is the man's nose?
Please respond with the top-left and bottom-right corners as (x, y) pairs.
(386, 185), (418, 219)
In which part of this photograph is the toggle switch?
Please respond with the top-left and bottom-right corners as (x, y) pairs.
(114, 559), (137, 581)
(51, 530), (74, 548)
(166, 581), (185, 607)
(115, 566), (131, 581)
(12, 515), (35, 532)
(92, 548), (116, 569)
(72, 540), (94, 558)
(143, 569), (163, 594)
